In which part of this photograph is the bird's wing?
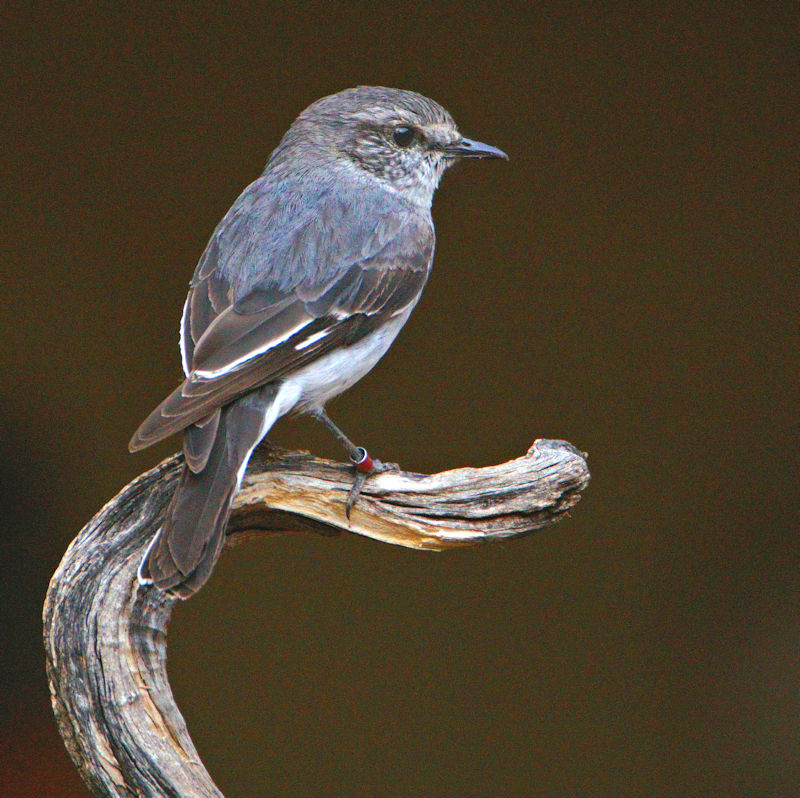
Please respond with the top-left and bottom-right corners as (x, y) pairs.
(129, 185), (433, 452)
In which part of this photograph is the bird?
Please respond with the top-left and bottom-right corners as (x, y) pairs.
(129, 86), (507, 598)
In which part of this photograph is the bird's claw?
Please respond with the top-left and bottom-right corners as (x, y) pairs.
(344, 451), (400, 519)
(345, 470), (369, 519)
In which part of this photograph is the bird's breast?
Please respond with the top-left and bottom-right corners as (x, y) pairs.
(285, 307), (414, 413)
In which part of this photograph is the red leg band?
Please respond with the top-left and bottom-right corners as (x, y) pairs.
(353, 448), (373, 473)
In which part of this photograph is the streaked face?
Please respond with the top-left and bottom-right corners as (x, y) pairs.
(343, 103), (462, 197)
(274, 87), (504, 208)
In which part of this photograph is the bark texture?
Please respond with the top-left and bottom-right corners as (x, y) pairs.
(43, 439), (589, 797)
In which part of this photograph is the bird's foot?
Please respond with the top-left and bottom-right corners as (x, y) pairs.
(345, 449), (400, 518)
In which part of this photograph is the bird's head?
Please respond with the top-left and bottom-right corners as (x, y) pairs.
(268, 86), (507, 207)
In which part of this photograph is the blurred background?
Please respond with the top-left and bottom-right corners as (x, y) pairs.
(2, 3), (797, 796)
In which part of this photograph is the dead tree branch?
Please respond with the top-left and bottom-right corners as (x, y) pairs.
(43, 439), (589, 797)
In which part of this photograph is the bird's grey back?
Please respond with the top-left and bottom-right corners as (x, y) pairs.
(197, 170), (429, 307)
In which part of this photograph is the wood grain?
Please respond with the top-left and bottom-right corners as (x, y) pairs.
(44, 439), (589, 796)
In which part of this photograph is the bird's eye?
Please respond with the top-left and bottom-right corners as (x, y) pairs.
(392, 125), (417, 148)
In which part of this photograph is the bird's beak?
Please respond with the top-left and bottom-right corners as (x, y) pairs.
(446, 137), (508, 160)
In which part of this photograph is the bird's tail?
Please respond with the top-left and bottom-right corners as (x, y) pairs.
(139, 384), (279, 598)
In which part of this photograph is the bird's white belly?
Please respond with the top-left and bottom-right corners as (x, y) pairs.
(278, 308), (413, 413)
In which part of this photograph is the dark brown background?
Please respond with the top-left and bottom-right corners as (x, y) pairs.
(2, 3), (797, 796)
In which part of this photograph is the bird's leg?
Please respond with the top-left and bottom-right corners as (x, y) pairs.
(310, 408), (395, 518)
(311, 408), (364, 462)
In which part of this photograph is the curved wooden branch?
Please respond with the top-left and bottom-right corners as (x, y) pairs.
(43, 439), (589, 797)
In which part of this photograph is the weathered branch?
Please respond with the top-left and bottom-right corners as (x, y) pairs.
(43, 439), (589, 797)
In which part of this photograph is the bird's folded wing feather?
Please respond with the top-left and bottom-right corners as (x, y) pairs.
(130, 179), (434, 452)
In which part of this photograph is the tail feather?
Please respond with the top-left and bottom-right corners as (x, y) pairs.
(183, 409), (221, 473)
(140, 384), (279, 597)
